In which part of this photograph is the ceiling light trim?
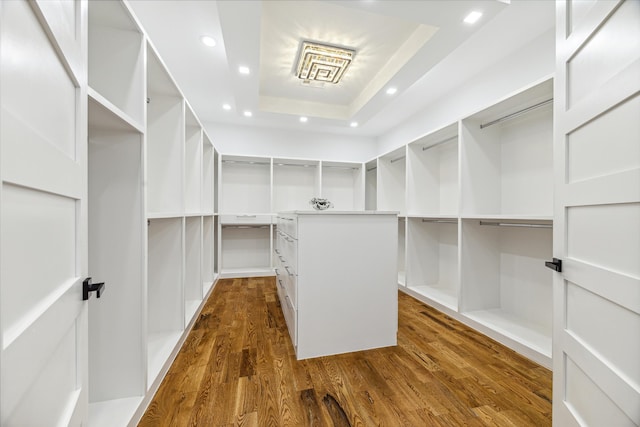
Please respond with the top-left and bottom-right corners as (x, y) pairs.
(296, 41), (355, 84)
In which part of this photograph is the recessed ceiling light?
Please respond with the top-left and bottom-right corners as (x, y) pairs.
(464, 11), (483, 24)
(350, 122), (358, 128)
(299, 116), (308, 123)
(243, 110), (252, 117)
(386, 87), (397, 95)
(222, 103), (231, 111)
(238, 65), (250, 75)
(200, 35), (216, 47)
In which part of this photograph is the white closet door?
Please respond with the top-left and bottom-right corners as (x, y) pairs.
(553, 1), (640, 426)
(1, 0), (89, 425)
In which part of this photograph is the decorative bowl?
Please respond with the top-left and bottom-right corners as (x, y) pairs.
(309, 197), (333, 211)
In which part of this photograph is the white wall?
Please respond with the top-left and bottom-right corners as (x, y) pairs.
(376, 29), (555, 156)
(204, 123), (377, 162)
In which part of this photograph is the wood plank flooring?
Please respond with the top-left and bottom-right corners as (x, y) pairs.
(139, 277), (552, 426)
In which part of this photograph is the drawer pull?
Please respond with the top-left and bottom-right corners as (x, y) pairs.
(284, 266), (294, 276)
(236, 214), (257, 218)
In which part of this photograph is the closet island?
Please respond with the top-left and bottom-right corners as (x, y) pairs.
(275, 211), (398, 359)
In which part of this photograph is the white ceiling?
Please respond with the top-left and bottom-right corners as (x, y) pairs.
(127, 0), (555, 138)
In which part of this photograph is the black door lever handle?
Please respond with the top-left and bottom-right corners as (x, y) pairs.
(545, 258), (562, 272)
(83, 277), (106, 301)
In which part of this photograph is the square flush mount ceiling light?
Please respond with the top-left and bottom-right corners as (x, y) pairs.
(297, 41), (355, 84)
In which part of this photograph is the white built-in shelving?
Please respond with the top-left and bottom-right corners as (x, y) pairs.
(368, 78), (554, 368)
(86, 2), (147, 425)
(217, 156), (366, 277)
(85, 2), (219, 425)
(460, 218), (553, 359)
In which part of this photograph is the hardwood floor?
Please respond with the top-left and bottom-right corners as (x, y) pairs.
(139, 277), (552, 426)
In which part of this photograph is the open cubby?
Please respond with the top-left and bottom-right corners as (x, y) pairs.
(184, 107), (202, 215)
(407, 123), (459, 216)
(202, 215), (215, 294)
(365, 159), (377, 210)
(220, 225), (272, 276)
(460, 218), (553, 361)
(406, 218), (459, 310)
(220, 155), (271, 214)
(184, 216), (202, 324)
(273, 158), (319, 212)
(147, 217), (184, 384)
(321, 161), (363, 211)
(398, 218), (406, 286)
(87, 98), (144, 407)
(146, 48), (183, 215)
(202, 136), (215, 214)
(378, 147), (406, 215)
(461, 79), (553, 218)
(88, 0), (144, 126)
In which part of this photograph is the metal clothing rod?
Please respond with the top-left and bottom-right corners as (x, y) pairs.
(222, 160), (270, 166)
(422, 219), (457, 224)
(222, 224), (270, 229)
(422, 136), (458, 151)
(480, 98), (553, 129)
(323, 165), (359, 170)
(366, 166), (377, 172)
(479, 221), (552, 229)
(274, 162), (317, 168)
(390, 155), (406, 163)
